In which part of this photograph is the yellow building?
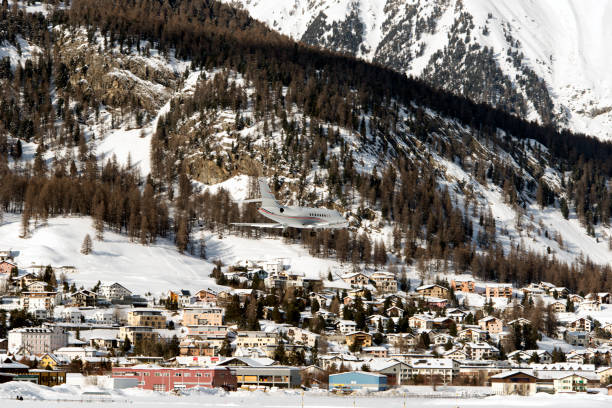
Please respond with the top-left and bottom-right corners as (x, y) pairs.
(416, 284), (449, 298)
(345, 331), (372, 348)
(39, 353), (68, 370)
(127, 310), (166, 329)
(235, 331), (279, 348)
(182, 307), (224, 326)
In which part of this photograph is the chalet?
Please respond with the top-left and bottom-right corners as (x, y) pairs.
(550, 301), (567, 313)
(552, 373), (593, 393)
(458, 328), (487, 342)
(39, 353), (69, 370)
(25, 281), (47, 292)
(408, 315), (433, 330)
(386, 306), (404, 317)
(569, 294), (583, 303)
(463, 342), (499, 360)
(424, 297), (448, 308)
(566, 317), (592, 332)
(490, 370), (537, 396)
(478, 316), (503, 334)
(386, 333), (417, 350)
(70, 290), (97, 307)
(345, 331), (372, 348)
(195, 288), (218, 302)
(416, 284), (448, 298)
(338, 320), (357, 335)
(370, 272), (397, 293)
(446, 308), (467, 323)
(341, 272), (369, 287)
(13, 273), (39, 289)
(99, 282), (132, 300)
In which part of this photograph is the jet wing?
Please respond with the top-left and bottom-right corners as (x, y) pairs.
(231, 223), (285, 229)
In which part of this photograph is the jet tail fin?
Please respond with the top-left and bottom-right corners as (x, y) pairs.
(235, 178), (280, 207)
(258, 177), (280, 207)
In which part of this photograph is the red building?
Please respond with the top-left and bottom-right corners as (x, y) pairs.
(112, 366), (237, 392)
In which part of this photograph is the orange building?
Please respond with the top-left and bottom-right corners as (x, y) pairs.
(451, 279), (475, 293)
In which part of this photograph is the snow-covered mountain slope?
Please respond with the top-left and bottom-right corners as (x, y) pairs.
(0, 214), (346, 295)
(224, 0), (612, 140)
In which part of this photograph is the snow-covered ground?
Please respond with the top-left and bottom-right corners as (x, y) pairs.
(0, 213), (351, 296)
(0, 382), (610, 408)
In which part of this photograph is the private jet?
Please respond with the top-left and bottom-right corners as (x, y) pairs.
(231, 178), (348, 229)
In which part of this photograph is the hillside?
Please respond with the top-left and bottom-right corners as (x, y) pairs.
(0, 0), (611, 296)
(224, 0), (612, 140)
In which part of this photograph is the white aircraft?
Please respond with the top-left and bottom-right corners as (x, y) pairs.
(232, 178), (348, 229)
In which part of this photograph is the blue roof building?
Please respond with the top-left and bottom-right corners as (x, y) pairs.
(328, 371), (388, 391)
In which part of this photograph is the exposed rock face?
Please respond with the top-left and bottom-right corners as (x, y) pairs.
(55, 30), (178, 115)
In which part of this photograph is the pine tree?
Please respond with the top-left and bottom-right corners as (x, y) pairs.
(176, 216), (189, 254)
(199, 234), (206, 259)
(94, 202), (104, 241)
(81, 234), (93, 255)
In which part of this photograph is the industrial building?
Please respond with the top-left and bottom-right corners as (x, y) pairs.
(328, 371), (388, 391)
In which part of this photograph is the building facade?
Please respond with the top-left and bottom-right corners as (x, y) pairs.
(112, 366), (236, 391)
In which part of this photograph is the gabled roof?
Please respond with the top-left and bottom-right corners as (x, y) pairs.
(490, 370), (536, 379)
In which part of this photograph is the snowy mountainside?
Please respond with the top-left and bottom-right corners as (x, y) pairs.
(0, 214), (346, 295)
(1, 0), (612, 296)
(224, 0), (612, 140)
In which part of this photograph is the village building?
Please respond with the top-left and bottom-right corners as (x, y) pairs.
(8, 324), (69, 355)
(416, 284), (449, 298)
(127, 310), (166, 329)
(112, 366), (237, 391)
(450, 279), (475, 293)
(485, 284), (513, 299)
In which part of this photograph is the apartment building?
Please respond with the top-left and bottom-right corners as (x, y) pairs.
(8, 324), (69, 355)
(182, 307), (224, 326)
(127, 310), (166, 329)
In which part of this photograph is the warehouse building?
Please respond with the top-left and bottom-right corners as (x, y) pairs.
(328, 371), (388, 391)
